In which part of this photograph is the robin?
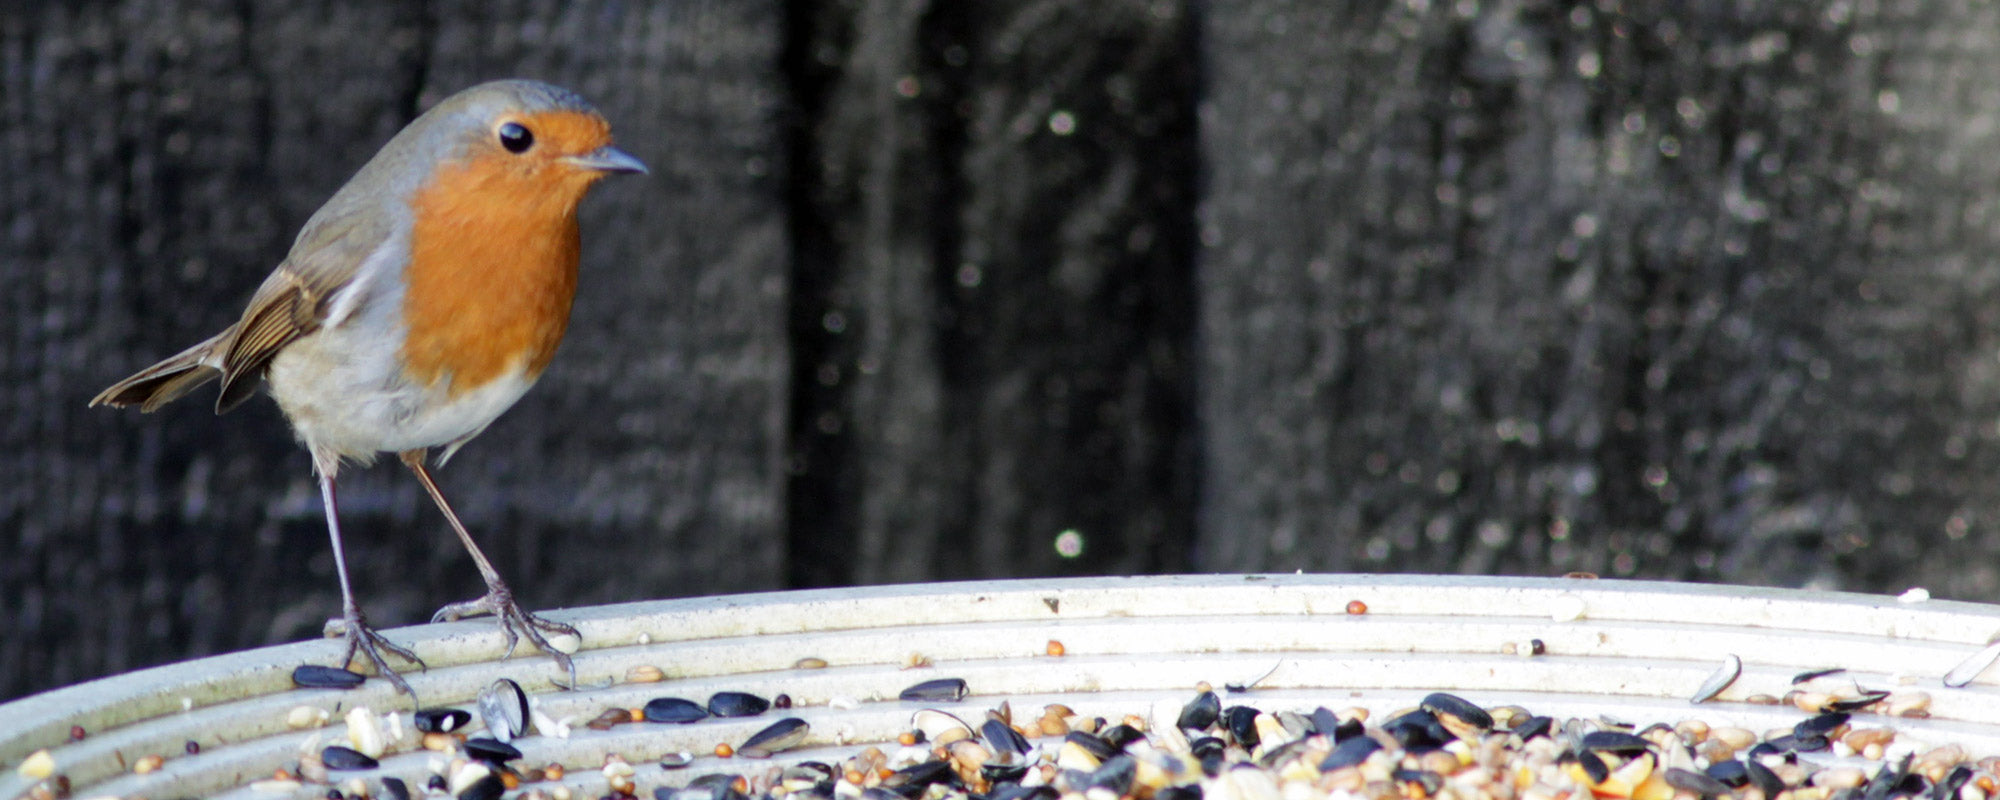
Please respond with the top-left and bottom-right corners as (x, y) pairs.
(91, 80), (646, 695)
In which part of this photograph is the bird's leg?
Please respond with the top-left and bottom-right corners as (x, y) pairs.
(316, 470), (424, 696)
(401, 451), (578, 684)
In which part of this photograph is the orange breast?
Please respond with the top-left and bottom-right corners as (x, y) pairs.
(400, 150), (587, 396)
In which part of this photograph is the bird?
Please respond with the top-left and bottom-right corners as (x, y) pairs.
(90, 79), (646, 695)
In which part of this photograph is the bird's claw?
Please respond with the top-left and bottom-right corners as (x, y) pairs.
(325, 610), (426, 699)
(432, 587), (580, 686)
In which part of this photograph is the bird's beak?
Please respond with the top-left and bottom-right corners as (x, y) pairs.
(564, 146), (648, 175)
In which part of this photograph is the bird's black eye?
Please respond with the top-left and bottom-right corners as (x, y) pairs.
(497, 121), (534, 153)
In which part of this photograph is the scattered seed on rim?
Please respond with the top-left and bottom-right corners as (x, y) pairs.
(1346, 600), (1368, 615)
(1792, 667), (1845, 684)
(1047, 640), (1067, 656)
(900, 677), (970, 702)
(413, 708), (472, 734)
(709, 691), (773, 718)
(740, 717), (810, 757)
(320, 746), (378, 771)
(291, 665), (366, 690)
(1945, 638), (2000, 687)
(464, 738), (523, 764)
(644, 697), (709, 724)
(1691, 654), (1741, 704)
(476, 678), (529, 743)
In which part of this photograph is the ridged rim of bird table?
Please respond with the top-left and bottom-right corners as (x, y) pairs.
(7, 574), (2000, 799)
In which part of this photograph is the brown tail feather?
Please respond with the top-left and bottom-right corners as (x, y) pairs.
(90, 331), (232, 413)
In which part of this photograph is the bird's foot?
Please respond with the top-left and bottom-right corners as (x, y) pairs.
(323, 608), (426, 697)
(432, 585), (579, 685)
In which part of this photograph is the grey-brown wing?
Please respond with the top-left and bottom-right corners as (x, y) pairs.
(213, 206), (395, 412)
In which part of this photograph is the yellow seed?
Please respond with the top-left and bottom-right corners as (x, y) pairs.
(624, 664), (665, 683)
(794, 657), (830, 669)
(1420, 750), (1460, 775)
(1674, 719), (1710, 744)
(1632, 770), (1675, 800)
(1842, 727), (1895, 754)
(1815, 768), (1868, 790)
(1889, 691), (1934, 717)
(1323, 767), (1367, 793)
(1789, 691), (1831, 713)
(16, 749), (54, 779)
(133, 753), (166, 774)
(1711, 727), (1758, 750)
(286, 705), (321, 729)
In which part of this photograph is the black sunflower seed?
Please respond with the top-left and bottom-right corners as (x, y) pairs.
(1666, 767), (1731, 797)
(708, 691), (772, 718)
(1580, 730), (1652, 755)
(645, 697), (710, 724)
(1319, 733), (1383, 771)
(320, 745), (378, 770)
(414, 708), (472, 734)
(898, 678), (969, 702)
(291, 665), (366, 689)
(1420, 692), (1493, 731)
(1222, 706), (1261, 749)
(1826, 690), (1893, 712)
(457, 773), (504, 800)
(740, 717), (809, 757)
(1100, 723), (1147, 750)
(464, 737), (522, 763)
(1177, 690), (1221, 731)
